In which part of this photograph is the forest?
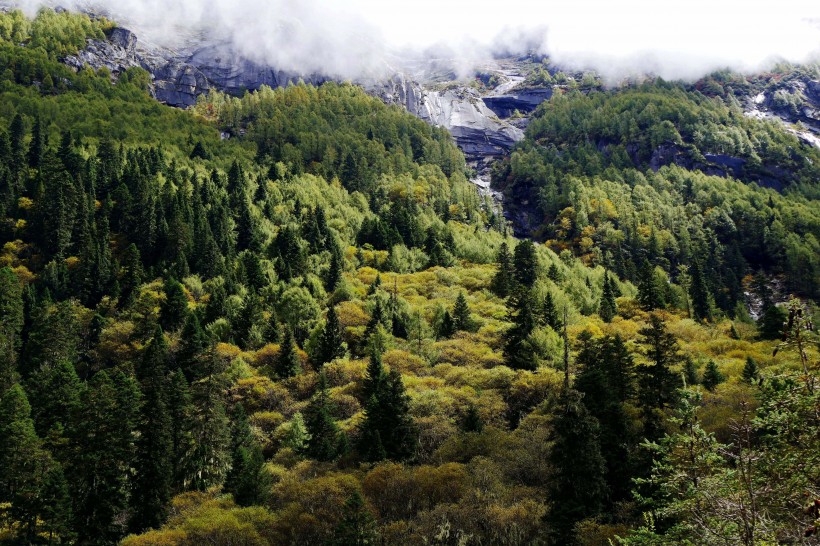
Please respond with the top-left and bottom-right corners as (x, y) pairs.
(0, 9), (818, 546)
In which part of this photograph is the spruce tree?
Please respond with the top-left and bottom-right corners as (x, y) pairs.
(452, 291), (473, 332)
(741, 357), (759, 384)
(689, 260), (713, 322)
(177, 313), (208, 380)
(543, 290), (562, 331)
(546, 389), (609, 544)
(513, 239), (538, 287)
(0, 384), (43, 502)
(701, 360), (725, 391)
(0, 266), (24, 391)
(160, 277), (189, 332)
(305, 372), (341, 461)
(225, 442), (270, 506)
(131, 327), (173, 532)
(188, 351), (231, 491)
(757, 303), (786, 340)
(637, 315), (683, 439)
(683, 357), (700, 387)
(504, 288), (538, 370)
(461, 404), (484, 433)
(491, 241), (514, 297)
(599, 271), (618, 322)
(274, 327), (301, 379)
(332, 491), (379, 546)
(316, 306), (345, 365)
(637, 259), (665, 311)
(168, 369), (195, 491)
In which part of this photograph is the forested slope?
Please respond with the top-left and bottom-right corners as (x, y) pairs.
(0, 9), (817, 546)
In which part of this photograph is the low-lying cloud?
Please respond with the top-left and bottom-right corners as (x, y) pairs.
(5, 0), (820, 82)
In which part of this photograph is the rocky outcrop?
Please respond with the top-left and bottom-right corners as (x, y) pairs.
(482, 87), (552, 118)
(372, 76), (523, 163)
(64, 27), (142, 74)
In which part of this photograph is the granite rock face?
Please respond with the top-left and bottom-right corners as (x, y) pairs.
(372, 75), (524, 162)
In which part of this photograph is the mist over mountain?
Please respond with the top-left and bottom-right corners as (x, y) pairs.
(6, 0), (820, 81)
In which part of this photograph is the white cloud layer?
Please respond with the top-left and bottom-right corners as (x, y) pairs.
(5, 0), (820, 81)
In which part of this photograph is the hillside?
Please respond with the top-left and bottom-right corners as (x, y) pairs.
(0, 9), (817, 546)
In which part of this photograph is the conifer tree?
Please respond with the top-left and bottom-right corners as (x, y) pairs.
(120, 243), (144, 307)
(332, 491), (379, 546)
(274, 327), (301, 379)
(757, 303), (786, 340)
(38, 464), (75, 545)
(513, 239), (538, 287)
(188, 351), (231, 491)
(284, 412), (310, 453)
(461, 404), (484, 433)
(26, 360), (82, 443)
(599, 271), (618, 322)
(316, 306), (345, 366)
(689, 260), (713, 322)
(741, 357), (759, 384)
(0, 266), (24, 391)
(491, 241), (514, 297)
(701, 360), (725, 391)
(637, 259), (666, 311)
(131, 327), (173, 532)
(70, 370), (140, 543)
(437, 309), (455, 339)
(0, 384), (43, 503)
(160, 277), (188, 332)
(637, 314), (683, 439)
(683, 357), (700, 387)
(168, 369), (194, 491)
(452, 291), (473, 332)
(177, 313), (208, 380)
(504, 288), (538, 370)
(543, 290), (562, 331)
(305, 372), (341, 461)
(546, 389), (609, 543)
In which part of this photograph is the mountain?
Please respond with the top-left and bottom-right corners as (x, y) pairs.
(0, 8), (817, 546)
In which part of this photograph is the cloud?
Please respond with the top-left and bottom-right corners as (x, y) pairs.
(4, 0), (820, 81)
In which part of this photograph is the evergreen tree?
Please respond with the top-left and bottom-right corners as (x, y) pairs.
(637, 259), (666, 311)
(757, 303), (786, 340)
(188, 351), (231, 491)
(332, 491), (379, 546)
(274, 327), (301, 379)
(637, 314), (683, 439)
(741, 357), (759, 384)
(131, 327), (173, 532)
(546, 389), (609, 544)
(0, 384), (43, 503)
(452, 291), (473, 332)
(358, 368), (416, 462)
(437, 309), (455, 339)
(304, 372), (341, 461)
(513, 239), (538, 287)
(316, 305), (345, 365)
(38, 464), (75, 545)
(461, 404), (484, 433)
(160, 277), (188, 332)
(283, 412), (310, 453)
(177, 313), (208, 380)
(504, 288), (538, 370)
(168, 369), (195, 491)
(225, 442), (269, 506)
(543, 290), (562, 331)
(27, 114), (44, 168)
(701, 360), (725, 391)
(683, 357), (700, 387)
(0, 266), (24, 391)
(120, 243), (144, 307)
(70, 370), (140, 543)
(325, 244), (343, 292)
(599, 271), (618, 322)
(491, 241), (514, 297)
(689, 260), (713, 322)
(26, 360), (82, 445)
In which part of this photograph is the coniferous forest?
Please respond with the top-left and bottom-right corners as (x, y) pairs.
(0, 9), (818, 546)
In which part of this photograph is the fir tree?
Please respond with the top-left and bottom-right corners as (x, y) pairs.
(177, 313), (208, 380)
(332, 491), (379, 546)
(503, 288), (538, 370)
(168, 369), (195, 491)
(461, 404), (484, 433)
(284, 412), (310, 453)
(546, 389), (609, 544)
(543, 290), (562, 331)
(491, 241), (514, 297)
(305, 372), (341, 461)
(274, 327), (301, 379)
(0, 266), (24, 391)
(131, 327), (173, 532)
(599, 271), (618, 322)
(637, 314), (683, 439)
(188, 351), (231, 491)
(225, 442), (269, 506)
(437, 309), (455, 339)
(757, 303), (786, 340)
(689, 260), (713, 322)
(513, 239), (538, 287)
(0, 384), (43, 503)
(741, 357), (759, 384)
(452, 291), (473, 332)
(683, 357), (700, 387)
(637, 259), (666, 311)
(701, 360), (725, 391)
(316, 306), (345, 365)
(160, 277), (188, 332)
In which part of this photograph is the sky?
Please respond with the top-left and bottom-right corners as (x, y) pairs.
(8, 0), (820, 81)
